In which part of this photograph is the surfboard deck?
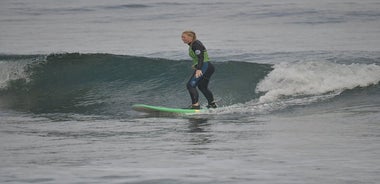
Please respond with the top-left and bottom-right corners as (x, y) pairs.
(132, 104), (203, 114)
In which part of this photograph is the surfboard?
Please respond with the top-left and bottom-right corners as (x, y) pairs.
(132, 104), (203, 114)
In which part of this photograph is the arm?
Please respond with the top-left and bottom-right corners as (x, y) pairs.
(192, 42), (205, 70)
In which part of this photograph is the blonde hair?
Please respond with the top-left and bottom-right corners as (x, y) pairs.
(182, 30), (197, 42)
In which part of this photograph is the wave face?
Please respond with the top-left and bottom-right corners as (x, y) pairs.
(1, 53), (380, 117)
(0, 53), (271, 115)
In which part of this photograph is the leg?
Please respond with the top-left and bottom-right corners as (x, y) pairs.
(187, 72), (199, 105)
(198, 79), (215, 105)
(198, 62), (215, 105)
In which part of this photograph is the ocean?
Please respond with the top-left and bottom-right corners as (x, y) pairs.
(1, 0), (380, 183)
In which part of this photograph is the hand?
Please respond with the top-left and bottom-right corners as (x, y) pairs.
(195, 70), (203, 78)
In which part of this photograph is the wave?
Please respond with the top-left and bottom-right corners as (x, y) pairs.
(0, 53), (379, 116)
(0, 53), (271, 115)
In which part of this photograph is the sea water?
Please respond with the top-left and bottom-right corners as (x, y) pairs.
(1, 0), (380, 183)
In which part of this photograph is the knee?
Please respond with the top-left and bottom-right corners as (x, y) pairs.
(187, 80), (197, 89)
(186, 82), (193, 90)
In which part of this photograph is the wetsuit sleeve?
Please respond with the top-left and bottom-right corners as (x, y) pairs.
(192, 42), (205, 70)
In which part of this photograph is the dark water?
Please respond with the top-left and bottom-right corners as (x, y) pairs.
(0, 53), (271, 116)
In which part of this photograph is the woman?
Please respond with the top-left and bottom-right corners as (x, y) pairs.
(181, 31), (217, 109)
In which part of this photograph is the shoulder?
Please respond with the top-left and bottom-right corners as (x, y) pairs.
(191, 40), (206, 50)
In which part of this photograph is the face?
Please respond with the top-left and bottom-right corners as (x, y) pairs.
(181, 33), (193, 44)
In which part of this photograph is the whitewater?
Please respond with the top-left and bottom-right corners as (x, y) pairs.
(1, 0), (380, 184)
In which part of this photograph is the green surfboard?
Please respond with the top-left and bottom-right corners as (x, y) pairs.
(132, 104), (203, 114)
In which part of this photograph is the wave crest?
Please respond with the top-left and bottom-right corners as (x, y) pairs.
(256, 61), (380, 102)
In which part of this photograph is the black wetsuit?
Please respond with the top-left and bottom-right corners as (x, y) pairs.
(186, 40), (215, 105)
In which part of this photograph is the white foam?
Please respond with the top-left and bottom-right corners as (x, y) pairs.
(256, 61), (380, 103)
(0, 60), (30, 89)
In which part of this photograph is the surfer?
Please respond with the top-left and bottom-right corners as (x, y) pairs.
(181, 31), (217, 109)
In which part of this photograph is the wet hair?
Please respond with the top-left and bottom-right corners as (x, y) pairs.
(182, 30), (197, 42)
